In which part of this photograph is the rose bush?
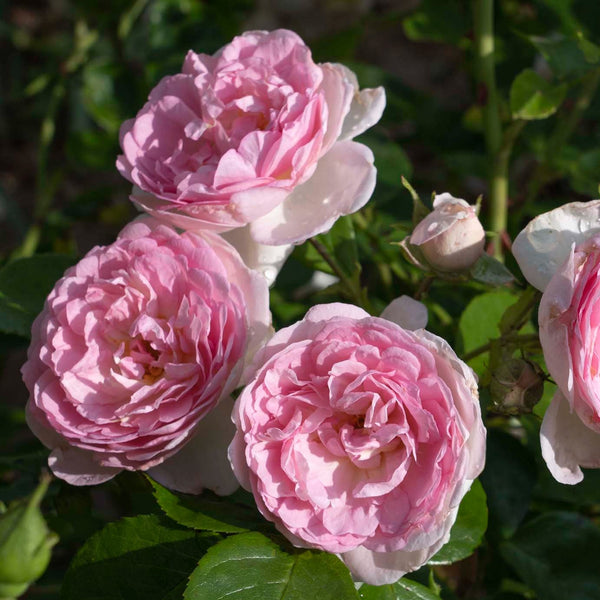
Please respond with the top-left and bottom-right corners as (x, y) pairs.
(410, 193), (485, 272)
(513, 200), (600, 484)
(117, 29), (385, 247)
(21, 217), (270, 493)
(229, 301), (486, 584)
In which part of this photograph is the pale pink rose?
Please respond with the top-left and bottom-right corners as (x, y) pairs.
(117, 29), (385, 246)
(21, 217), (270, 493)
(410, 193), (485, 272)
(229, 302), (485, 585)
(513, 200), (600, 484)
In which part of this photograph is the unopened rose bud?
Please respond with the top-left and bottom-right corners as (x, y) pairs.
(0, 476), (58, 599)
(410, 193), (485, 272)
(490, 358), (544, 415)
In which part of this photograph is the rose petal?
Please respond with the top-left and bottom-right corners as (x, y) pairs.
(221, 226), (294, 286)
(512, 200), (600, 291)
(48, 446), (121, 486)
(319, 63), (355, 152)
(538, 245), (577, 402)
(147, 396), (239, 495)
(340, 507), (456, 585)
(380, 296), (428, 331)
(334, 63), (386, 142)
(249, 141), (376, 245)
(540, 389), (600, 485)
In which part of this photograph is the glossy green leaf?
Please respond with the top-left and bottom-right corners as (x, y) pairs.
(0, 255), (74, 337)
(360, 578), (440, 599)
(470, 254), (516, 287)
(459, 290), (520, 376)
(184, 532), (359, 600)
(62, 514), (218, 600)
(509, 69), (567, 120)
(501, 512), (600, 600)
(148, 478), (263, 533)
(429, 480), (487, 564)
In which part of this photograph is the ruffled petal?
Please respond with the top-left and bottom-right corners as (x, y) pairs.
(249, 141), (375, 245)
(540, 390), (600, 484)
(381, 296), (428, 331)
(513, 200), (600, 291)
(147, 397), (239, 495)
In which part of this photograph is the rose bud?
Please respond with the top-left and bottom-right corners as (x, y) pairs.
(0, 477), (58, 599)
(490, 358), (544, 415)
(410, 193), (485, 272)
(229, 300), (485, 585)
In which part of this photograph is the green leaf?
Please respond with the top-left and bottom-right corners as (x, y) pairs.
(498, 286), (540, 335)
(81, 62), (124, 133)
(148, 478), (263, 533)
(0, 254), (74, 337)
(501, 512), (600, 600)
(320, 216), (360, 279)
(62, 514), (219, 600)
(402, 0), (469, 44)
(528, 34), (598, 79)
(577, 32), (600, 64)
(184, 532), (359, 600)
(360, 578), (440, 599)
(459, 290), (519, 376)
(429, 480), (487, 564)
(470, 254), (516, 286)
(509, 69), (567, 120)
(563, 147), (600, 196)
(294, 216), (360, 282)
(479, 430), (536, 538)
(364, 137), (413, 186)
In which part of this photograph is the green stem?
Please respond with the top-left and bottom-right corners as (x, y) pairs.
(474, 0), (506, 260)
(308, 238), (372, 313)
(414, 276), (434, 301)
(462, 332), (540, 362)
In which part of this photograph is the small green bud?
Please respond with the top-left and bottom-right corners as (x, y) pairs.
(490, 358), (544, 415)
(0, 475), (58, 599)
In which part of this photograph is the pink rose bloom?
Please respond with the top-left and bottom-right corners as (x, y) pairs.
(410, 193), (485, 272)
(513, 200), (600, 484)
(229, 301), (485, 585)
(117, 29), (385, 247)
(21, 217), (270, 493)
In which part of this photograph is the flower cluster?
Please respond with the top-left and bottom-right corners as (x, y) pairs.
(21, 28), (495, 586)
